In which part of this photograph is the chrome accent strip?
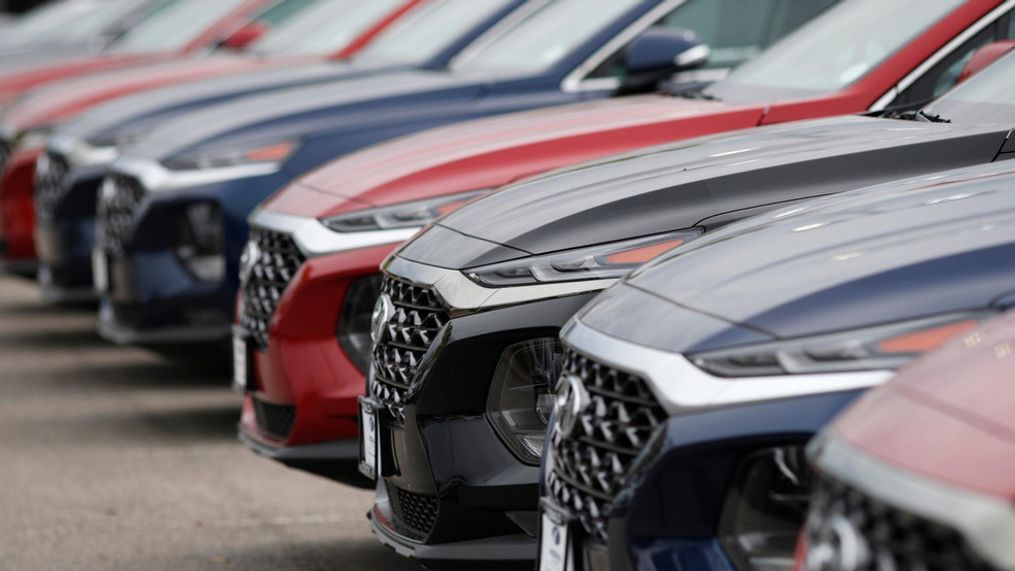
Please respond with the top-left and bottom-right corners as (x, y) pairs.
(561, 319), (891, 415)
(813, 434), (1015, 570)
(49, 135), (118, 167)
(383, 255), (614, 311)
(111, 156), (279, 193)
(248, 208), (418, 258)
(869, 0), (1015, 112)
(561, 0), (689, 93)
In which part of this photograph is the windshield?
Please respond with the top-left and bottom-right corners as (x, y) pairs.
(357, 0), (514, 64)
(112, 0), (247, 53)
(706, 0), (964, 101)
(923, 51), (1015, 125)
(253, 0), (404, 56)
(2, 0), (136, 46)
(454, 0), (641, 74)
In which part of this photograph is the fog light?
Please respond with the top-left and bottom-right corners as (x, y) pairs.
(337, 274), (383, 374)
(174, 202), (225, 283)
(720, 446), (813, 571)
(487, 338), (563, 465)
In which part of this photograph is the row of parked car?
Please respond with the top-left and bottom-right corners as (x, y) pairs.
(1, 0), (1013, 570)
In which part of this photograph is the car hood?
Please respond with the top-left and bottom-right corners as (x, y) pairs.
(123, 69), (486, 162)
(59, 59), (372, 143)
(401, 115), (1006, 267)
(830, 313), (1015, 501)
(625, 160), (1015, 340)
(8, 54), (305, 129)
(0, 52), (164, 102)
(263, 94), (743, 218)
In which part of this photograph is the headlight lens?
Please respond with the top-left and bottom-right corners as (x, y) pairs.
(692, 313), (987, 377)
(321, 190), (487, 233)
(720, 446), (812, 571)
(337, 274), (383, 374)
(85, 124), (150, 150)
(174, 202), (225, 283)
(13, 125), (55, 150)
(162, 140), (298, 171)
(466, 229), (702, 287)
(487, 338), (564, 465)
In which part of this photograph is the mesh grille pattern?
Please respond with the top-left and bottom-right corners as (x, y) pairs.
(97, 173), (145, 255)
(239, 227), (305, 349)
(369, 276), (448, 424)
(253, 398), (296, 440)
(547, 349), (666, 543)
(34, 152), (70, 220)
(386, 481), (439, 539)
(0, 138), (10, 174)
(804, 476), (994, 571)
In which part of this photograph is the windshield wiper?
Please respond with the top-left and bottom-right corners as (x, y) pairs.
(669, 84), (721, 101)
(917, 110), (951, 123)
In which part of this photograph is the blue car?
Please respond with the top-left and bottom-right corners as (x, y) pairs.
(538, 159), (1015, 571)
(92, 0), (720, 345)
(34, 0), (528, 301)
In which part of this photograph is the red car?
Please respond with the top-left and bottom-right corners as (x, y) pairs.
(235, 0), (1015, 481)
(0, 0), (422, 272)
(797, 313), (1015, 571)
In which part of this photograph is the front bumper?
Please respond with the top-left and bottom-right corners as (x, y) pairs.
(0, 146), (42, 270)
(368, 287), (599, 565)
(539, 390), (865, 571)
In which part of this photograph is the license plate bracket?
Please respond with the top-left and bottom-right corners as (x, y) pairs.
(358, 397), (379, 480)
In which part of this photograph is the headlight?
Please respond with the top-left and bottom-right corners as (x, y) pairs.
(162, 140), (299, 171)
(337, 274), (383, 374)
(487, 338), (564, 465)
(13, 125), (55, 150)
(466, 229), (701, 287)
(321, 190), (487, 233)
(174, 201), (225, 283)
(692, 313), (987, 377)
(720, 446), (812, 571)
(85, 124), (150, 151)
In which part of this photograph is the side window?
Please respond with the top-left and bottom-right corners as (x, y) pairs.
(586, 0), (839, 79)
(894, 13), (1014, 107)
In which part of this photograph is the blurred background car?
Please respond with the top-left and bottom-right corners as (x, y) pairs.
(233, 0), (840, 495)
(539, 159), (1015, 571)
(364, 6), (1015, 566)
(87, 0), (714, 349)
(798, 312), (1015, 571)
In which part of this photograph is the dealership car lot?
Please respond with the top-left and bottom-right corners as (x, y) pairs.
(0, 275), (421, 570)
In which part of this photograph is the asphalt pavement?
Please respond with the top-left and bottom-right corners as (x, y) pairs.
(0, 274), (423, 570)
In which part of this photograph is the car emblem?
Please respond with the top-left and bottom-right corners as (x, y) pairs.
(239, 240), (260, 284)
(553, 373), (589, 438)
(371, 293), (394, 344)
(805, 513), (870, 571)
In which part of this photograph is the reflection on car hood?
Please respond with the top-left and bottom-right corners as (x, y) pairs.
(626, 160), (1015, 339)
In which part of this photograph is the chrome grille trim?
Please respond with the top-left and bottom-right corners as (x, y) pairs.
(96, 173), (145, 255)
(33, 151), (70, 220)
(547, 348), (666, 543)
(239, 227), (305, 349)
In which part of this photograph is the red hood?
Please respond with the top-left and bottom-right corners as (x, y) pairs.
(7, 54), (313, 130)
(264, 95), (764, 218)
(834, 313), (1015, 501)
(0, 53), (172, 104)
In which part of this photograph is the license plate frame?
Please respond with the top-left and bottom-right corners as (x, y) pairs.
(92, 249), (108, 293)
(358, 397), (379, 480)
(231, 327), (253, 393)
(539, 505), (574, 571)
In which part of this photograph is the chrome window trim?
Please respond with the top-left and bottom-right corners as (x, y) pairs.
(248, 208), (419, 259)
(869, 0), (1015, 112)
(49, 134), (118, 167)
(561, 319), (892, 415)
(383, 254), (614, 312)
(561, 0), (688, 94)
(812, 434), (1015, 570)
(110, 156), (280, 193)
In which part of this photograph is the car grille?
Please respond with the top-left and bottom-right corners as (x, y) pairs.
(33, 151), (70, 220)
(547, 348), (667, 543)
(0, 138), (10, 174)
(369, 276), (448, 425)
(96, 173), (145, 255)
(252, 397), (296, 440)
(804, 476), (995, 571)
(239, 227), (305, 350)
(386, 481), (439, 540)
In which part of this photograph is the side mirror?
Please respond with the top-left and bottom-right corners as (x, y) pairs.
(621, 26), (709, 94)
(221, 21), (269, 50)
(957, 40), (1015, 84)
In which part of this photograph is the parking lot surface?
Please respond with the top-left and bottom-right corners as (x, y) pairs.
(0, 275), (422, 570)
